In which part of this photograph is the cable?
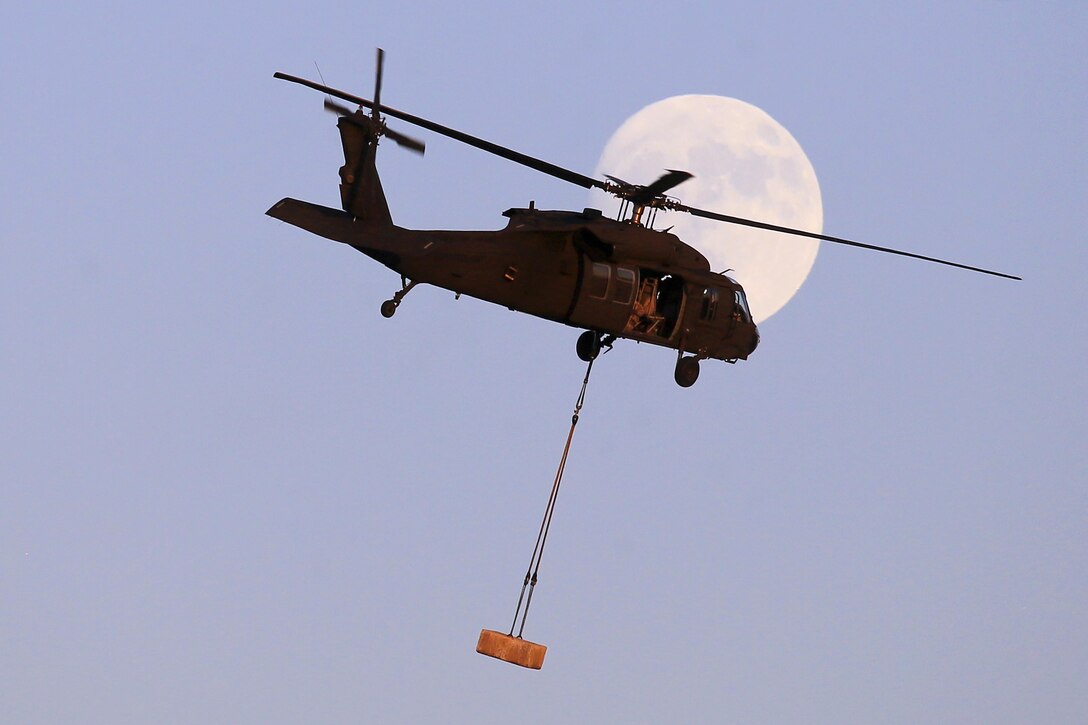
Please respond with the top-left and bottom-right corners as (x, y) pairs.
(508, 357), (595, 638)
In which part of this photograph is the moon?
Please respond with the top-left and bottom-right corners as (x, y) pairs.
(588, 95), (823, 324)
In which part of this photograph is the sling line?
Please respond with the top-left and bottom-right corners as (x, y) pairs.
(508, 356), (595, 638)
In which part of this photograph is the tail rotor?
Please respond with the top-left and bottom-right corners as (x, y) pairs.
(320, 48), (426, 155)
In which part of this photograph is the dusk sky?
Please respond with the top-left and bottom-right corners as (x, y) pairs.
(3, 3), (1085, 723)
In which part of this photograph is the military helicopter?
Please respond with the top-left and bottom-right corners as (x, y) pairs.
(269, 50), (1020, 387)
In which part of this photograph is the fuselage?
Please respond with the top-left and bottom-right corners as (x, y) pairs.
(346, 206), (760, 363)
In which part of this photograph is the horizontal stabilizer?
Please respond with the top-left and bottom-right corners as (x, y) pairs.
(266, 198), (356, 245)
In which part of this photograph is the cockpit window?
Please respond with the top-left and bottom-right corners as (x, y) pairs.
(734, 290), (751, 323)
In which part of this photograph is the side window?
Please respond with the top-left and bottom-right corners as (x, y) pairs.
(588, 262), (610, 299)
(613, 267), (636, 305)
(700, 287), (719, 321)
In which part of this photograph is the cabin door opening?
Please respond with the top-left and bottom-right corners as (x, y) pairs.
(625, 271), (683, 340)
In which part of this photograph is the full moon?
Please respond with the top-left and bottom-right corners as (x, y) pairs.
(588, 95), (823, 324)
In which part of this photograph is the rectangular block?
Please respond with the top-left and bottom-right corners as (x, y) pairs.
(476, 629), (547, 670)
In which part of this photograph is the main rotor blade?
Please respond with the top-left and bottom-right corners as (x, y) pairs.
(628, 169), (693, 206)
(278, 71), (1019, 281)
(674, 202), (1022, 280)
(274, 72), (605, 190)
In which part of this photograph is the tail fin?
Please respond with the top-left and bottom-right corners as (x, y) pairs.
(337, 113), (392, 227)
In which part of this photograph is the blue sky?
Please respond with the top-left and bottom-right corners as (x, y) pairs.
(3, 2), (1086, 723)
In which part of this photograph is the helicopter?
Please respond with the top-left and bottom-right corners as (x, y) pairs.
(269, 50), (1020, 387)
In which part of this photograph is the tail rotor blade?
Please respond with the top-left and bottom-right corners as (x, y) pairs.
(373, 47), (385, 123)
(386, 127), (426, 155)
(323, 98), (354, 117)
(317, 58), (421, 154)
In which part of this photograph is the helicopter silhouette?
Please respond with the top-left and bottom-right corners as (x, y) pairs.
(269, 50), (1019, 387)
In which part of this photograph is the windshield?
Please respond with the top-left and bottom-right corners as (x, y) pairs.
(735, 290), (752, 323)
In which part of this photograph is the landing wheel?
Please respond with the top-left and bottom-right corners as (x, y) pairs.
(381, 278), (417, 318)
(674, 356), (700, 387)
(576, 331), (602, 362)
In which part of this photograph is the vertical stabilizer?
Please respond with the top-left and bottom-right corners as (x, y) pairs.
(337, 113), (392, 227)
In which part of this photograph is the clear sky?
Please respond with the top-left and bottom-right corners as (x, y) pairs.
(3, 2), (1085, 723)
